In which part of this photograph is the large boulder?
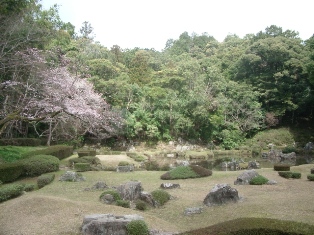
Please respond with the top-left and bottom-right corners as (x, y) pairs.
(116, 181), (142, 201)
(266, 150), (281, 163)
(248, 160), (260, 169)
(203, 184), (239, 206)
(280, 152), (296, 164)
(81, 214), (143, 235)
(234, 169), (259, 185)
(59, 171), (85, 182)
(140, 191), (158, 207)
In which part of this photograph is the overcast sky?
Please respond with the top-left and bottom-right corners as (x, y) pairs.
(41, 0), (313, 51)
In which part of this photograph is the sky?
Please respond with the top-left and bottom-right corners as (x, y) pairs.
(41, 0), (313, 51)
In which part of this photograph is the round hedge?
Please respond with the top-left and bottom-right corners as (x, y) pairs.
(151, 189), (170, 206)
(249, 175), (269, 185)
(274, 164), (290, 171)
(126, 220), (149, 235)
(20, 155), (60, 176)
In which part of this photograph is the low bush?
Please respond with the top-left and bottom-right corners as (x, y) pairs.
(161, 165), (212, 180)
(135, 199), (148, 211)
(74, 163), (90, 172)
(37, 173), (55, 189)
(23, 184), (36, 192)
(282, 146), (297, 154)
(189, 165), (213, 177)
(20, 155), (59, 177)
(291, 172), (301, 179)
(0, 183), (24, 202)
(307, 174), (314, 181)
(99, 189), (121, 201)
(151, 189), (170, 206)
(77, 151), (90, 157)
(274, 164), (290, 171)
(22, 145), (73, 160)
(116, 199), (130, 208)
(0, 162), (24, 183)
(145, 160), (160, 171)
(278, 171), (293, 179)
(118, 161), (131, 166)
(249, 175), (269, 185)
(126, 220), (149, 235)
(279, 171), (301, 179)
(0, 138), (42, 146)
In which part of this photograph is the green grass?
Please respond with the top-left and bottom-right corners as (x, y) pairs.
(0, 146), (45, 163)
(179, 217), (314, 235)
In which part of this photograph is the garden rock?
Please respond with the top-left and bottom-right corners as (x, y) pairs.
(59, 171), (85, 182)
(266, 180), (277, 185)
(234, 169), (259, 185)
(311, 168), (314, 174)
(280, 152), (296, 164)
(160, 183), (180, 189)
(100, 194), (115, 204)
(116, 181), (142, 201)
(140, 191), (157, 207)
(116, 165), (134, 172)
(184, 207), (203, 215)
(85, 181), (108, 191)
(266, 150), (282, 163)
(203, 184), (239, 206)
(248, 160), (260, 169)
(304, 142), (314, 151)
(81, 214), (143, 235)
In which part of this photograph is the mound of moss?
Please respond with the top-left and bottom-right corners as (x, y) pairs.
(179, 217), (314, 235)
(160, 165), (212, 180)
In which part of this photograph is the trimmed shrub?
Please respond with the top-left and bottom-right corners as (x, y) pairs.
(278, 171), (293, 179)
(291, 172), (301, 179)
(282, 146), (297, 154)
(249, 175), (269, 185)
(144, 160), (160, 171)
(22, 145), (73, 160)
(37, 174), (55, 189)
(116, 199), (130, 208)
(23, 184), (36, 192)
(274, 164), (290, 171)
(279, 171), (301, 179)
(99, 189), (121, 201)
(0, 183), (24, 202)
(135, 199), (148, 211)
(118, 161), (131, 166)
(74, 163), (90, 172)
(77, 151), (90, 157)
(151, 189), (170, 206)
(126, 220), (149, 235)
(20, 155), (59, 177)
(189, 165), (213, 177)
(307, 174), (314, 181)
(160, 166), (209, 180)
(0, 138), (41, 146)
(0, 162), (24, 183)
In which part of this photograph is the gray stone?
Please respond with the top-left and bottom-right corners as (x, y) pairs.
(140, 191), (157, 207)
(160, 183), (180, 189)
(117, 181), (142, 201)
(100, 194), (115, 204)
(184, 207), (203, 215)
(267, 150), (282, 163)
(59, 171), (86, 182)
(116, 165), (134, 172)
(304, 142), (314, 151)
(248, 160), (260, 169)
(92, 181), (108, 190)
(81, 214), (143, 235)
(234, 169), (259, 185)
(266, 180), (277, 185)
(280, 152), (296, 164)
(203, 184), (239, 206)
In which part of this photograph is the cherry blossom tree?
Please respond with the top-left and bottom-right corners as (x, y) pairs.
(0, 48), (123, 144)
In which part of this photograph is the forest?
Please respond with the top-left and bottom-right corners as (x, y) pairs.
(1, 0), (314, 149)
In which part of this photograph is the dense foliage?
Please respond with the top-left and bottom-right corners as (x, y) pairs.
(160, 165), (212, 180)
(1, 1), (313, 149)
(0, 183), (25, 203)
